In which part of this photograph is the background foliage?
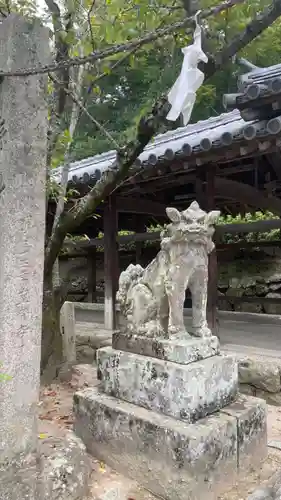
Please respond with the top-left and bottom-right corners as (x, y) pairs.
(65, 0), (281, 160)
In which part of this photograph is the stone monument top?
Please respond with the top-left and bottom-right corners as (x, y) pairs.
(117, 200), (220, 339)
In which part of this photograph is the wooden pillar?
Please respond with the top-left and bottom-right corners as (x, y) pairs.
(195, 170), (205, 208)
(135, 217), (146, 265)
(87, 247), (97, 302)
(205, 167), (219, 336)
(104, 194), (118, 330)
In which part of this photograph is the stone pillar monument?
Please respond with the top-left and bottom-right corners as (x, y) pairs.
(74, 202), (267, 499)
(0, 14), (49, 499)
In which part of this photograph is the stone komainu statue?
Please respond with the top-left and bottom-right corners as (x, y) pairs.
(117, 201), (220, 338)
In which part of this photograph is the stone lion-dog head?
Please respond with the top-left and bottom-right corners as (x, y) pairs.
(161, 201), (220, 253)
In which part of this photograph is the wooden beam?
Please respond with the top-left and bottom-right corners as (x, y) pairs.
(219, 295), (281, 305)
(115, 196), (166, 216)
(104, 194), (118, 330)
(69, 231), (160, 248)
(216, 218), (281, 234)
(215, 177), (281, 215)
(217, 164), (254, 177)
(120, 164), (256, 196)
(217, 239), (281, 251)
(120, 140), (278, 194)
(63, 217), (281, 250)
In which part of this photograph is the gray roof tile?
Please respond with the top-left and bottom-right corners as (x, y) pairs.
(51, 106), (280, 185)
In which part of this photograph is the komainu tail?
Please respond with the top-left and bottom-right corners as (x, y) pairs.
(116, 263), (144, 308)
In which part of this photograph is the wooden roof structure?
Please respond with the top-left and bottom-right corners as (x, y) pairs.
(51, 61), (281, 237)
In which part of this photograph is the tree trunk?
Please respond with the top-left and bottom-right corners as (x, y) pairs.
(41, 276), (63, 382)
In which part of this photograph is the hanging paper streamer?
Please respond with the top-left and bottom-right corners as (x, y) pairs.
(166, 11), (208, 126)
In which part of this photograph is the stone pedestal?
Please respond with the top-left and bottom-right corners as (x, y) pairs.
(74, 333), (267, 500)
(97, 346), (237, 423)
(112, 331), (220, 364)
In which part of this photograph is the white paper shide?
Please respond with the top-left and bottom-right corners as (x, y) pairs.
(167, 12), (208, 126)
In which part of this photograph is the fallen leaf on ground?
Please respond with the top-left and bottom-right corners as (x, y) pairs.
(58, 415), (74, 424)
(39, 412), (55, 421)
(38, 433), (48, 439)
(43, 390), (57, 397)
(99, 461), (106, 473)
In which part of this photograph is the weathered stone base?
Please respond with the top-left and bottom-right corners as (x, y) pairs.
(113, 331), (220, 364)
(74, 389), (267, 500)
(0, 431), (91, 500)
(0, 452), (38, 500)
(221, 395), (267, 470)
(38, 430), (91, 499)
(97, 347), (238, 422)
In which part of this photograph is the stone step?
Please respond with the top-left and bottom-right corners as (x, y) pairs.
(112, 332), (220, 365)
(97, 347), (238, 423)
(74, 389), (267, 500)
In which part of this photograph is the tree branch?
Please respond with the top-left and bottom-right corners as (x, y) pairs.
(202, 0), (281, 77)
(51, 73), (120, 149)
(45, 0), (74, 166)
(74, 0), (177, 140)
(87, 0), (96, 51)
(50, 54), (85, 292)
(51, 68), (85, 232)
(44, 96), (170, 277)
(0, 0), (244, 77)
(54, 261), (86, 309)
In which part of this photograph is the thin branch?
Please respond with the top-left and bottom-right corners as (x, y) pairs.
(88, 44), (140, 92)
(50, 74), (120, 149)
(49, 56), (85, 293)
(45, 0), (74, 166)
(0, 0), (243, 77)
(74, 0), (192, 138)
(70, 92), (120, 149)
(87, 0), (96, 50)
(74, 46), (140, 135)
(4, 0), (10, 13)
(51, 69), (85, 231)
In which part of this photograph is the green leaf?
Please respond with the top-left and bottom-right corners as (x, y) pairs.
(0, 373), (12, 382)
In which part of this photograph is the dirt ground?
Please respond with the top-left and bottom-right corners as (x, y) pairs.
(39, 364), (281, 500)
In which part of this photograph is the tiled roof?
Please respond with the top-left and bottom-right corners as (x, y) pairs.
(239, 62), (281, 88)
(52, 63), (281, 186)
